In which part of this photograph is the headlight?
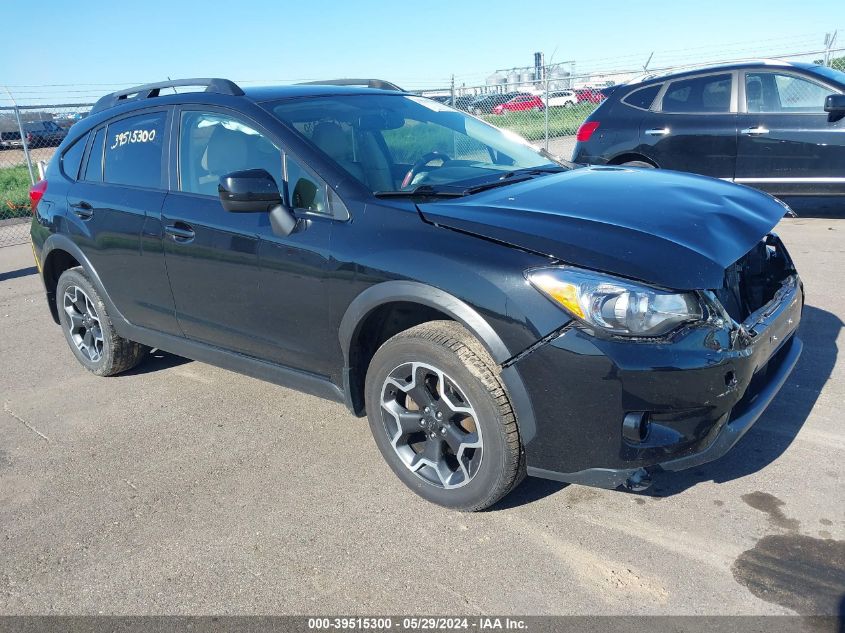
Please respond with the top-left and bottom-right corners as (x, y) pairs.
(526, 267), (703, 337)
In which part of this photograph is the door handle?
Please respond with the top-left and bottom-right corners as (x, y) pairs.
(741, 127), (769, 135)
(164, 223), (195, 242)
(644, 127), (670, 136)
(70, 200), (93, 219)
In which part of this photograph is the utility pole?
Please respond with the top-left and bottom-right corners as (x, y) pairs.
(824, 31), (837, 67)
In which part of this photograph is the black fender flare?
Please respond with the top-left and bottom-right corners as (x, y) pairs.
(40, 234), (129, 329)
(338, 280), (537, 442)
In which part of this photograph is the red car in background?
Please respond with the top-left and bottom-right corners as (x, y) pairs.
(575, 88), (607, 104)
(492, 94), (545, 114)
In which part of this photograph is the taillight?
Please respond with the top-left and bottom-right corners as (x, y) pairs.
(576, 121), (600, 142)
(29, 179), (47, 213)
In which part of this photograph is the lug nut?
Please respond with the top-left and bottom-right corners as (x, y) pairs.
(436, 411), (443, 420)
(418, 418), (425, 426)
(440, 427), (446, 435)
(424, 407), (430, 414)
(429, 432), (436, 439)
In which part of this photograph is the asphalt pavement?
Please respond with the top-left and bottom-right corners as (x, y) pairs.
(0, 218), (842, 616)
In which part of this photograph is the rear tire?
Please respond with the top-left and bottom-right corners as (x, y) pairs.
(620, 160), (655, 168)
(56, 267), (149, 376)
(365, 321), (524, 511)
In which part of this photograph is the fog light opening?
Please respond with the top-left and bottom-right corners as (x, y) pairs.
(622, 411), (651, 443)
(724, 370), (737, 388)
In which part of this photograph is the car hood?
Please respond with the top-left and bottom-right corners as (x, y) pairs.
(417, 166), (787, 290)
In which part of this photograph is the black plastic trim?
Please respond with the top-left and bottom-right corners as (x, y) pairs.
(115, 321), (345, 404)
(91, 78), (244, 114)
(338, 280), (537, 442)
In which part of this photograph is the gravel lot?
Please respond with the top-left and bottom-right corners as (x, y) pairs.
(0, 218), (843, 616)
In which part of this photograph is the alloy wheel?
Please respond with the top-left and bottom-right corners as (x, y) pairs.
(380, 362), (483, 489)
(63, 285), (104, 362)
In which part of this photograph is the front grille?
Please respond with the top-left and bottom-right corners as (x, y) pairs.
(716, 235), (792, 323)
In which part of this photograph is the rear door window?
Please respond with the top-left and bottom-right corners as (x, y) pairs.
(661, 73), (732, 113)
(103, 111), (167, 188)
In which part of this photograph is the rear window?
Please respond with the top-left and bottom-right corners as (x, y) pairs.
(60, 133), (87, 180)
(623, 84), (661, 110)
(103, 111), (166, 188)
(661, 73), (732, 113)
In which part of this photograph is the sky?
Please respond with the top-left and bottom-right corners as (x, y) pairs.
(1, 0), (842, 104)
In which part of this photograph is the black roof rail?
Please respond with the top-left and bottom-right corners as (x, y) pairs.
(90, 78), (244, 114)
(296, 78), (404, 92)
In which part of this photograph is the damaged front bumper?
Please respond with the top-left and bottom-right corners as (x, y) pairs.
(510, 273), (804, 491)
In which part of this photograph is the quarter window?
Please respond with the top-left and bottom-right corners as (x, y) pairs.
(745, 72), (831, 113)
(662, 74), (732, 113)
(83, 127), (105, 182)
(60, 133), (87, 180)
(623, 84), (661, 110)
(104, 112), (166, 188)
(179, 111), (281, 196)
(285, 155), (328, 214)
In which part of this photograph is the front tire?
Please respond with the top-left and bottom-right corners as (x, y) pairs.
(365, 321), (524, 511)
(56, 267), (149, 376)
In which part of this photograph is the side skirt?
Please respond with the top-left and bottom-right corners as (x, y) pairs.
(114, 319), (345, 404)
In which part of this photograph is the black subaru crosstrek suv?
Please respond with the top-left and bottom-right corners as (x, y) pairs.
(573, 61), (845, 198)
(30, 78), (803, 511)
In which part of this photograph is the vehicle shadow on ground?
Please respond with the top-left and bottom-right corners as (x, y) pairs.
(0, 266), (37, 282)
(643, 304), (841, 498)
(488, 477), (569, 511)
(122, 349), (192, 375)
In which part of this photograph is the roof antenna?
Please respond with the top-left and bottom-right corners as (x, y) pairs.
(643, 52), (654, 73)
(166, 77), (178, 94)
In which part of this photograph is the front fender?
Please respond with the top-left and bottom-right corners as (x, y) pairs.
(338, 280), (537, 443)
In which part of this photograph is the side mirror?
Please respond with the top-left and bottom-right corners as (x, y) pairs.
(218, 168), (299, 236)
(824, 94), (845, 113)
(218, 169), (283, 213)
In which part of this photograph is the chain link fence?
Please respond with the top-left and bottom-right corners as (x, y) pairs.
(1, 46), (843, 249)
(431, 49), (845, 162)
(0, 103), (93, 246)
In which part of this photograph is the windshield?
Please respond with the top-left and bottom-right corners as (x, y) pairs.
(269, 94), (566, 194)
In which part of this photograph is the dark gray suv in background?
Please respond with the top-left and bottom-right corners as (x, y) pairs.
(573, 61), (845, 198)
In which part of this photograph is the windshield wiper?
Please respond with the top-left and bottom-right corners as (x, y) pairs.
(375, 166), (566, 198)
(374, 185), (466, 199)
(461, 167), (564, 195)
